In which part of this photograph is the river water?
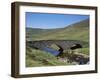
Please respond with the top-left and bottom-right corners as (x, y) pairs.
(42, 47), (60, 56)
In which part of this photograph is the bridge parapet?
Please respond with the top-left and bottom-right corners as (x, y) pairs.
(27, 40), (84, 50)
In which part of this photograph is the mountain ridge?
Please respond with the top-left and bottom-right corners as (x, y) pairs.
(26, 19), (89, 42)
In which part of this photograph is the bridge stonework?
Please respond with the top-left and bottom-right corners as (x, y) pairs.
(27, 40), (84, 51)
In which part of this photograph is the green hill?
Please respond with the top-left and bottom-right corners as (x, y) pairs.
(26, 19), (89, 42)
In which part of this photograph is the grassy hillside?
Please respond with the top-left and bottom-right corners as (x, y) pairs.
(26, 47), (68, 67)
(26, 19), (89, 42)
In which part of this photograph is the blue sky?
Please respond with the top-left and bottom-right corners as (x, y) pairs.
(26, 12), (89, 29)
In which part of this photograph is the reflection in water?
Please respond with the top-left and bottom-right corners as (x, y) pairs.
(42, 47), (60, 56)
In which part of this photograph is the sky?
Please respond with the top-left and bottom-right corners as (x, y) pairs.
(26, 12), (89, 29)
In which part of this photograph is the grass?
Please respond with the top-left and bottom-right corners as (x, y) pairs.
(75, 48), (89, 55)
(26, 47), (68, 67)
(26, 47), (89, 67)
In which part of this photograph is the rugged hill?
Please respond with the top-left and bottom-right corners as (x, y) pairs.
(26, 19), (89, 42)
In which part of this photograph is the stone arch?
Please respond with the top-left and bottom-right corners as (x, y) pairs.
(50, 44), (64, 56)
(70, 44), (82, 50)
(50, 44), (60, 50)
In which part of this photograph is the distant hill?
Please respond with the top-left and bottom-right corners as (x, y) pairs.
(26, 19), (89, 42)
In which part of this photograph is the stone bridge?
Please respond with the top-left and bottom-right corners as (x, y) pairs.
(26, 40), (86, 52)
(27, 40), (89, 64)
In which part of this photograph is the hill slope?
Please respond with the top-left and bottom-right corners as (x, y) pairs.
(26, 19), (89, 42)
(26, 47), (68, 67)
